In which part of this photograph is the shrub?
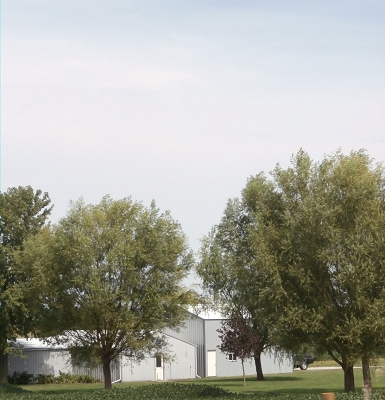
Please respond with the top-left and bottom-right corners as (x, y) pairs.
(7, 371), (34, 385)
(2, 382), (385, 399)
(35, 373), (56, 384)
(35, 371), (99, 384)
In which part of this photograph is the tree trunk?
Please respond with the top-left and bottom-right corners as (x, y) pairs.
(342, 364), (355, 393)
(254, 351), (264, 381)
(0, 350), (8, 385)
(362, 355), (372, 400)
(102, 359), (112, 390)
(241, 359), (246, 386)
(0, 332), (8, 385)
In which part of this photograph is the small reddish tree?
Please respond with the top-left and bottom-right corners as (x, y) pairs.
(217, 313), (261, 385)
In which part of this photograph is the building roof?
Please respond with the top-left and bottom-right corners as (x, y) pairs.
(14, 338), (67, 351)
(189, 308), (225, 320)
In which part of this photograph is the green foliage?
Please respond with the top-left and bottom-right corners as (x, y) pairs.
(35, 374), (56, 384)
(197, 185), (297, 381)
(24, 196), (196, 389)
(2, 382), (385, 399)
(7, 371), (99, 385)
(0, 186), (53, 383)
(198, 149), (385, 393)
(8, 371), (34, 385)
(34, 372), (99, 384)
(242, 149), (385, 392)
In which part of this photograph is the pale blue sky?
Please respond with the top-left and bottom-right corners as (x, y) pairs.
(3, 1), (385, 270)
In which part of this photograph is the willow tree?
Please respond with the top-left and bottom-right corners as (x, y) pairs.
(197, 196), (288, 381)
(25, 196), (195, 389)
(243, 149), (385, 393)
(0, 186), (52, 384)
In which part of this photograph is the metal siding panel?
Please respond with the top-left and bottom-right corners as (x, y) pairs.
(8, 350), (121, 383)
(121, 356), (155, 382)
(216, 351), (256, 377)
(163, 314), (204, 377)
(8, 350), (71, 377)
(261, 352), (293, 374)
(72, 358), (120, 382)
(164, 336), (196, 380)
(203, 320), (293, 377)
(8, 318), (292, 383)
(121, 335), (197, 382)
(72, 364), (104, 382)
(204, 319), (251, 377)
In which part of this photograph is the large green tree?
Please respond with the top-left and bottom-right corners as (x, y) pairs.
(198, 149), (385, 393)
(25, 196), (195, 389)
(197, 197), (289, 381)
(0, 186), (52, 384)
(243, 150), (385, 393)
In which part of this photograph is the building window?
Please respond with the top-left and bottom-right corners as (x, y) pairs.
(156, 356), (162, 368)
(228, 353), (237, 361)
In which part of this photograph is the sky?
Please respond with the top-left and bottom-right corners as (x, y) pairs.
(2, 1), (385, 281)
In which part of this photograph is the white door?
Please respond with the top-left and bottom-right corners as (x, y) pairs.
(156, 356), (164, 381)
(207, 350), (217, 377)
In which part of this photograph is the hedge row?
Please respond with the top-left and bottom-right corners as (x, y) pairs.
(7, 371), (99, 385)
(2, 383), (385, 399)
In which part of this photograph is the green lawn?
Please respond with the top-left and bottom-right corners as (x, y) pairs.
(181, 368), (385, 395)
(311, 358), (385, 368)
(19, 368), (385, 396)
(311, 359), (341, 367)
(21, 380), (155, 392)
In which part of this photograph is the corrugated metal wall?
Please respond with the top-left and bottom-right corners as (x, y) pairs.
(9, 350), (120, 383)
(121, 356), (155, 382)
(8, 350), (71, 377)
(121, 334), (197, 382)
(72, 358), (120, 382)
(204, 319), (293, 377)
(259, 351), (293, 374)
(163, 313), (205, 377)
(163, 335), (196, 380)
(8, 315), (293, 383)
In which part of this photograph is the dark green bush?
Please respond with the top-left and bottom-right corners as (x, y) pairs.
(0, 383), (27, 393)
(35, 373), (56, 384)
(7, 370), (34, 385)
(1, 383), (385, 399)
(35, 371), (99, 384)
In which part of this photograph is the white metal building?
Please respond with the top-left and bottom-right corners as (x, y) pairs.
(8, 334), (196, 383)
(163, 311), (293, 378)
(8, 312), (292, 382)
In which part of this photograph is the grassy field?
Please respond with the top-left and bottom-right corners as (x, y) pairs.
(310, 358), (385, 368)
(16, 367), (385, 396)
(188, 368), (385, 395)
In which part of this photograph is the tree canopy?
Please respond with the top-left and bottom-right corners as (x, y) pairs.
(0, 186), (53, 384)
(25, 196), (196, 389)
(198, 149), (385, 393)
(197, 197), (291, 381)
(247, 150), (385, 393)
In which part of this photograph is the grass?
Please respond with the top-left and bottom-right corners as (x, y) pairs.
(16, 368), (385, 396)
(20, 380), (155, 392)
(310, 358), (385, 368)
(182, 368), (385, 395)
(3, 384), (385, 400)
(311, 360), (341, 367)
